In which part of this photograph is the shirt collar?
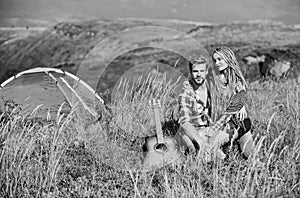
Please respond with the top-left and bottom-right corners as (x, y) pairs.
(183, 79), (207, 103)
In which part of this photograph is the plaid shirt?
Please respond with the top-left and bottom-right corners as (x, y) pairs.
(178, 80), (211, 128)
(178, 79), (248, 133)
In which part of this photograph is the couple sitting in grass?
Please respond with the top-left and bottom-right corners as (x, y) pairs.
(177, 46), (255, 162)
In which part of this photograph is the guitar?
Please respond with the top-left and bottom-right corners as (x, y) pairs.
(142, 99), (182, 170)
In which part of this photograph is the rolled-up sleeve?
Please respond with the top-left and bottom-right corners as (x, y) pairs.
(178, 92), (192, 125)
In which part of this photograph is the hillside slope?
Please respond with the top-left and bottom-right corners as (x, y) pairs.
(1, 19), (300, 95)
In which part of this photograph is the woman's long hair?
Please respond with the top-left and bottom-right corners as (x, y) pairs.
(210, 46), (250, 121)
(213, 46), (248, 91)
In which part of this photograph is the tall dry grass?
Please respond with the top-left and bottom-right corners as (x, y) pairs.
(0, 76), (299, 197)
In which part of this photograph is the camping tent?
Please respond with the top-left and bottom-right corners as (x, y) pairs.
(0, 67), (103, 120)
(0, 67), (183, 171)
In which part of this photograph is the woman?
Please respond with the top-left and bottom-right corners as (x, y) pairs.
(208, 46), (255, 159)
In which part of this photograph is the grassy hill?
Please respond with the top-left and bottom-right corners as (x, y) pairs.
(1, 19), (300, 96)
(1, 19), (300, 197)
(1, 73), (299, 197)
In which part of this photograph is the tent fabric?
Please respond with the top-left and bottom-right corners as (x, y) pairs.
(0, 67), (103, 120)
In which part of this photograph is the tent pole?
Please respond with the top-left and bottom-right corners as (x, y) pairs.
(60, 77), (98, 118)
(46, 72), (73, 108)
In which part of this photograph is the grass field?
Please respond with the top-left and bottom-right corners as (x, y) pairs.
(0, 76), (299, 197)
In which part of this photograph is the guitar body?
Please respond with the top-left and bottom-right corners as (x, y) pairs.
(142, 134), (182, 170)
(142, 99), (183, 170)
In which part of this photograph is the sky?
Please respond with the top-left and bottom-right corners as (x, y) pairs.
(0, 0), (299, 26)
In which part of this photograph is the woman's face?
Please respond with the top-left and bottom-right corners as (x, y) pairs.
(213, 52), (228, 71)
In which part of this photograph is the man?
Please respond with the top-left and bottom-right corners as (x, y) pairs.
(177, 57), (227, 161)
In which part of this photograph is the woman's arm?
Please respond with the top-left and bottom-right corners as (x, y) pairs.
(234, 80), (248, 120)
(208, 90), (248, 133)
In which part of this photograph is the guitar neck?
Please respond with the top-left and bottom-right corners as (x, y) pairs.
(153, 104), (164, 144)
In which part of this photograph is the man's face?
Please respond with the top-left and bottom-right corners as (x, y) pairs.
(191, 63), (207, 85)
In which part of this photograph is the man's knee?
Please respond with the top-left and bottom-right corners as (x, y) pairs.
(176, 127), (196, 153)
(210, 130), (230, 148)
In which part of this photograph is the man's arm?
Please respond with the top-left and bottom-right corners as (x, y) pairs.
(210, 114), (232, 132)
(178, 92), (209, 148)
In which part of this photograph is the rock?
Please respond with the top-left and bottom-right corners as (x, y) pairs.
(269, 60), (291, 79)
(242, 53), (274, 78)
(297, 74), (300, 83)
(258, 54), (274, 78)
(243, 55), (265, 65)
